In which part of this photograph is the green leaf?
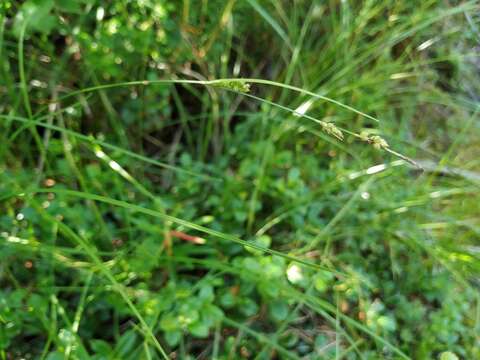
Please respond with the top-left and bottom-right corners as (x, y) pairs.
(269, 300), (289, 321)
(131, 237), (160, 273)
(114, 330), (138, 357)
(239, 298), (258, 317)
(14, 0), (57, 36)
(219, 291), (236, 308)
(46, 352), (65, 360)
(164, 331), (181, 347)
(245, 235), (271, 256)
(259, 280), (279, 298)
(198, 285), (214, 302)
(160, 314), (180, 332)
(90, 339), (113, 355)
(178, 304), (199, 326)
(313, 271), (333, 292)
(55, 0), (83, 13)
(242, 257), (262, 274)
(439, 352), (459, 360)
(203, 304), (224, 327)
(189, 322), (209, 338)
(377, 315), (397, 332)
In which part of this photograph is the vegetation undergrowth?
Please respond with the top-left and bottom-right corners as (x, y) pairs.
(1, 1), (479, 359)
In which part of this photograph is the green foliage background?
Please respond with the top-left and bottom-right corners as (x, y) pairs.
(1, 0), (479, 359)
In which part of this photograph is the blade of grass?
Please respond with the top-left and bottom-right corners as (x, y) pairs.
(65, 272), (93, 359)
(299, 177), (375, 254)
(21, 197), (170, 360)
(0, 114), (220, 182)
(245, 0), (292, 49)
(15, 187), (346, 277)
(17, 20), (47, 175)
(222, 317), (300, 360)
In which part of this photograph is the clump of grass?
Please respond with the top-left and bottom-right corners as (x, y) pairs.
(1, 1), (479, 359)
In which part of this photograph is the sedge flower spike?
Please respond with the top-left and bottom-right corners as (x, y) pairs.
(321, 121), (344, 140)
(369, 135), (389, 150)
(360, 132), (389, 150)
(211, 80), (251, 93)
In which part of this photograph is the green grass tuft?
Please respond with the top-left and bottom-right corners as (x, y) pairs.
(1, 1), (479, 359)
